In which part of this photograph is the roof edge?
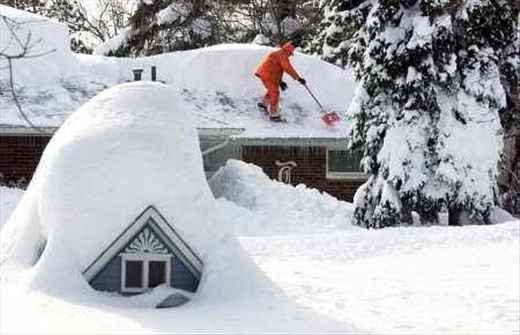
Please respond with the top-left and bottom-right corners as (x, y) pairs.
(82, 205), (203, 282)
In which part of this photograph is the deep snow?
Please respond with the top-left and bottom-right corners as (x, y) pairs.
(1, 5), (519, 334)
(1, 162), (519, 334)
(0, 82), (226, 280)
(0, 82), (363, 334)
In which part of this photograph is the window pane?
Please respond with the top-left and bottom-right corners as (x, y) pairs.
(149, 261), (166, 288)
(125, 261), (143, 288)
(328, 150), (363, 172)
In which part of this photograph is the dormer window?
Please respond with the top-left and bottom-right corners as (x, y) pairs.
(119, 227), (172, 293)
(84, 206), (202, 295)
(121, 253), (171, 293)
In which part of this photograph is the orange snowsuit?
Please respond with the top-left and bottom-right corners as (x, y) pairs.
(255, 43), (302, 116)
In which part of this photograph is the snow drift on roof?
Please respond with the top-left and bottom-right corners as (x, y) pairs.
(0, 81), (227, 290)
(1, 6), (358, 138)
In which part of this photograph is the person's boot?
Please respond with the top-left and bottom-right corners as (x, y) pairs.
(269, 114), (283, 122)
(257, 102), (268, 114)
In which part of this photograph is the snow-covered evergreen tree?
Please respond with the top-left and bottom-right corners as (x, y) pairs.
(336, 0), (517, 227)
(348, 0), (457, 228)
(306, 0), (372, 67)
(430, 0), (518, 224)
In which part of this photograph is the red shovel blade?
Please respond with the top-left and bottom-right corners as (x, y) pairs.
(321, 111), (340, 126)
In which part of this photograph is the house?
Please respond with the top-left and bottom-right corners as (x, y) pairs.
(0, 5), (366, 201)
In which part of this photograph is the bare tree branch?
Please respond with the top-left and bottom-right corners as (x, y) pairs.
(0, 15), (55, 134)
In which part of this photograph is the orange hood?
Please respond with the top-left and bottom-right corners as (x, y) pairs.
(282, 42), (295, 55)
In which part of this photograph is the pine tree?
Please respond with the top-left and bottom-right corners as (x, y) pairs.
(431, 0), (518, 224)
(333, 0), (517, 227)
(347, 0), (459, 228)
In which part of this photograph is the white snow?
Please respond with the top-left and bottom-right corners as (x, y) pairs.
(1, 82), (226, 279)
(239, 222), (519, 334)
(1, 6), (519, 335)
(0, 82), (362, 334)
(1, 8), (357, 139)
(2, 160), (519, 334)
(156, 2), (191, 25)
(0, 186), (24, 228)
(209, 159), (355, 235)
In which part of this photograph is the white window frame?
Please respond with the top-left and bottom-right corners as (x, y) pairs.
(120, 253), (171, 293)
(326, 149), (369, 181)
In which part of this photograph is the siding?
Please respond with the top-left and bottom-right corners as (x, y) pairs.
(242, 145), (364, 202)
(0, 135), (52, 186)
(170, 257), (198, 292)
(90, 256), (122, 292)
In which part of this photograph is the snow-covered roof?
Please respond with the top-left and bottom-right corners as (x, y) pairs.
(0, 5), (76, 84)
(0, 82), (227, 286)
(0, 7), (358, 139)
(0, 4), (56, 21)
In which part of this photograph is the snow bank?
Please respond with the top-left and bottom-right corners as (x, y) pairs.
(1, 234), (361, 333)
(209, 159), (355, 235)
(1, 82), (226, 292)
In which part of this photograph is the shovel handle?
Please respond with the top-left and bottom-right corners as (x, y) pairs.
(303, 84), (327, 114)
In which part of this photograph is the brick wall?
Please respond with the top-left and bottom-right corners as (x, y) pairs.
(242, 145), (365, 202)
(0, 135), (52, 186)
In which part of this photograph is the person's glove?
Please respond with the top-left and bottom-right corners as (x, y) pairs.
(280, 81), (288, 91)
(298, 78), (306, 85)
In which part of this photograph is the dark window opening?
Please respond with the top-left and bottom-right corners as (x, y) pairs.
(149, 261), (167, 287)
(328, 150), (364, 173)
(126, 260), (143, 288)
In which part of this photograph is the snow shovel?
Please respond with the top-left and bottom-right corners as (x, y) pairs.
(303, 84), (340, 126)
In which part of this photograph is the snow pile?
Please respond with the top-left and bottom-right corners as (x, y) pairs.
(1, 82), (226, 292)
(209, 160), (355, 235)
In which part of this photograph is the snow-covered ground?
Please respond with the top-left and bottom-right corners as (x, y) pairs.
(2, 162), (519, 334)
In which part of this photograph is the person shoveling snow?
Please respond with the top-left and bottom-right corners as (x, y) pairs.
(254, 42), (307, 122)
(254, 42), (341, 125)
